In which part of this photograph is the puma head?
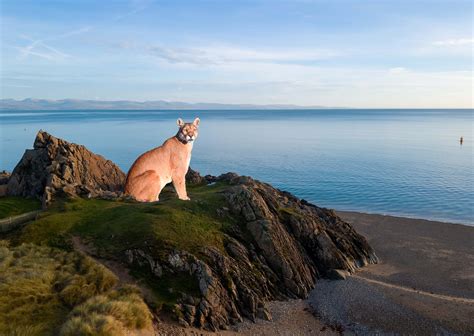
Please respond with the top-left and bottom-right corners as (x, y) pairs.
(177, 117), (200, 142)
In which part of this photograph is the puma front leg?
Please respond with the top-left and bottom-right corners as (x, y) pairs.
(172, 175), (190, 200)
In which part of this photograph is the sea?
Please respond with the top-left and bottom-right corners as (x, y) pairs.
(1, 109), (472, 225)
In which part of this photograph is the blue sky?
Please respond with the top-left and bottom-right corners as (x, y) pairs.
(1, 0), (472, 107)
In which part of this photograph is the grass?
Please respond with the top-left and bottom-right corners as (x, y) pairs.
(0, 196), (41, 219)
(0, 241), (151, 336)
(19, 182), (233, 256)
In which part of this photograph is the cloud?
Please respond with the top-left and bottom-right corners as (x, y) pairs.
(115, 0), (154, 21)
(1, 84), (33, 88)
(15, 27), (94, 62)
(388, 67), (408, 74)
(432, 38), (474, 46)
(145, 45), (337, 66)
(12, 0), (147, 62)
(17, 36), (71, 61)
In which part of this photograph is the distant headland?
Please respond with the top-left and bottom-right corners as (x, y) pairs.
(0, 98), (346, 111)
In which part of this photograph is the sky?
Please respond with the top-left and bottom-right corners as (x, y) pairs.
(0, 0), (472, 108)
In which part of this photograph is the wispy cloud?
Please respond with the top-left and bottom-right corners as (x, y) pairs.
(13, 0), (149, 62)
(115, 0), (154, 21)
(14, 27), (94, 62)
(432, 38), (473, 46)
(17, 35), (71, 61)
(1, 84), (33, 88)
(145, 45), (337, 66)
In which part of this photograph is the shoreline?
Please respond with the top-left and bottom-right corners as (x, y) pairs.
(335, 208), (473, 227)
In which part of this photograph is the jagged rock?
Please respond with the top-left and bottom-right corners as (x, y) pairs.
(125, 249), (163, 277)
(189, 174), (375, 330)
(7, 131), (125, 207)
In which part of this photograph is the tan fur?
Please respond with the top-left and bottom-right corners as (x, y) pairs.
(124, 118), (200, 202)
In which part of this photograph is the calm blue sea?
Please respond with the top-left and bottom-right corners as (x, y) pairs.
(1, 109), (473, 225)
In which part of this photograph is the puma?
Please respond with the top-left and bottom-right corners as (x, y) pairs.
(124, 117), (200, 202)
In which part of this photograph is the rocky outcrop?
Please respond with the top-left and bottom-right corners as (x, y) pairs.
(6, 132), (378, 331)
(7, 131), (125, 207)
(125, 173), (378, 331)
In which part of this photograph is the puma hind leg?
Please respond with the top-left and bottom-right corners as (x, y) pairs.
(125, 170), (165, 202)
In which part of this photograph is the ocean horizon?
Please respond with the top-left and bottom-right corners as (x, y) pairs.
(1, 108), (473, 225)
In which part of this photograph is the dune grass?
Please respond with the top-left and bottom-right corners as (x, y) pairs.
(0, 196), (41, 219)
(60, 286), (152, 336)
(0, 241), (151, 336)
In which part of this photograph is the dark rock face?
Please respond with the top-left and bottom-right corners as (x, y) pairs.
(126, 173), (378, 331)
(7, 131), (125, 206)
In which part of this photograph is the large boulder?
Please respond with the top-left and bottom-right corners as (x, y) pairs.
(7, 131), (126, 207)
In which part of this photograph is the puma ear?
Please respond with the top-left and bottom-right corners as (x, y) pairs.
(177, 118), (184, 127)
(193, 117), (200, 127)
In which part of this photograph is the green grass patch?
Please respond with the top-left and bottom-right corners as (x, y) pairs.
(0, 242), (151, 336)
(0, 196), (41, 219)
(19, 182), (233, 257)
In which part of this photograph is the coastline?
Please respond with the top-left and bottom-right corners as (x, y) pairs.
(337, 208), (473, 227)
(164, 210), (474, 335)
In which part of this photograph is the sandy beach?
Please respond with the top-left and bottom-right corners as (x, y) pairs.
(309, 211), (474, 335)
(158, 211), (474, 335)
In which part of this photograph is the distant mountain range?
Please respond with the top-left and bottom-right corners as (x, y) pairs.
(0, 99), (341, 110)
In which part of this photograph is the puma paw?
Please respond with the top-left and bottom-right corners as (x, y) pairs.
(180, 196), (191, 201)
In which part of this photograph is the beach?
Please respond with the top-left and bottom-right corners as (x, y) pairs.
(311, 211), (474, 335)
(157, 211), (474, 335)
